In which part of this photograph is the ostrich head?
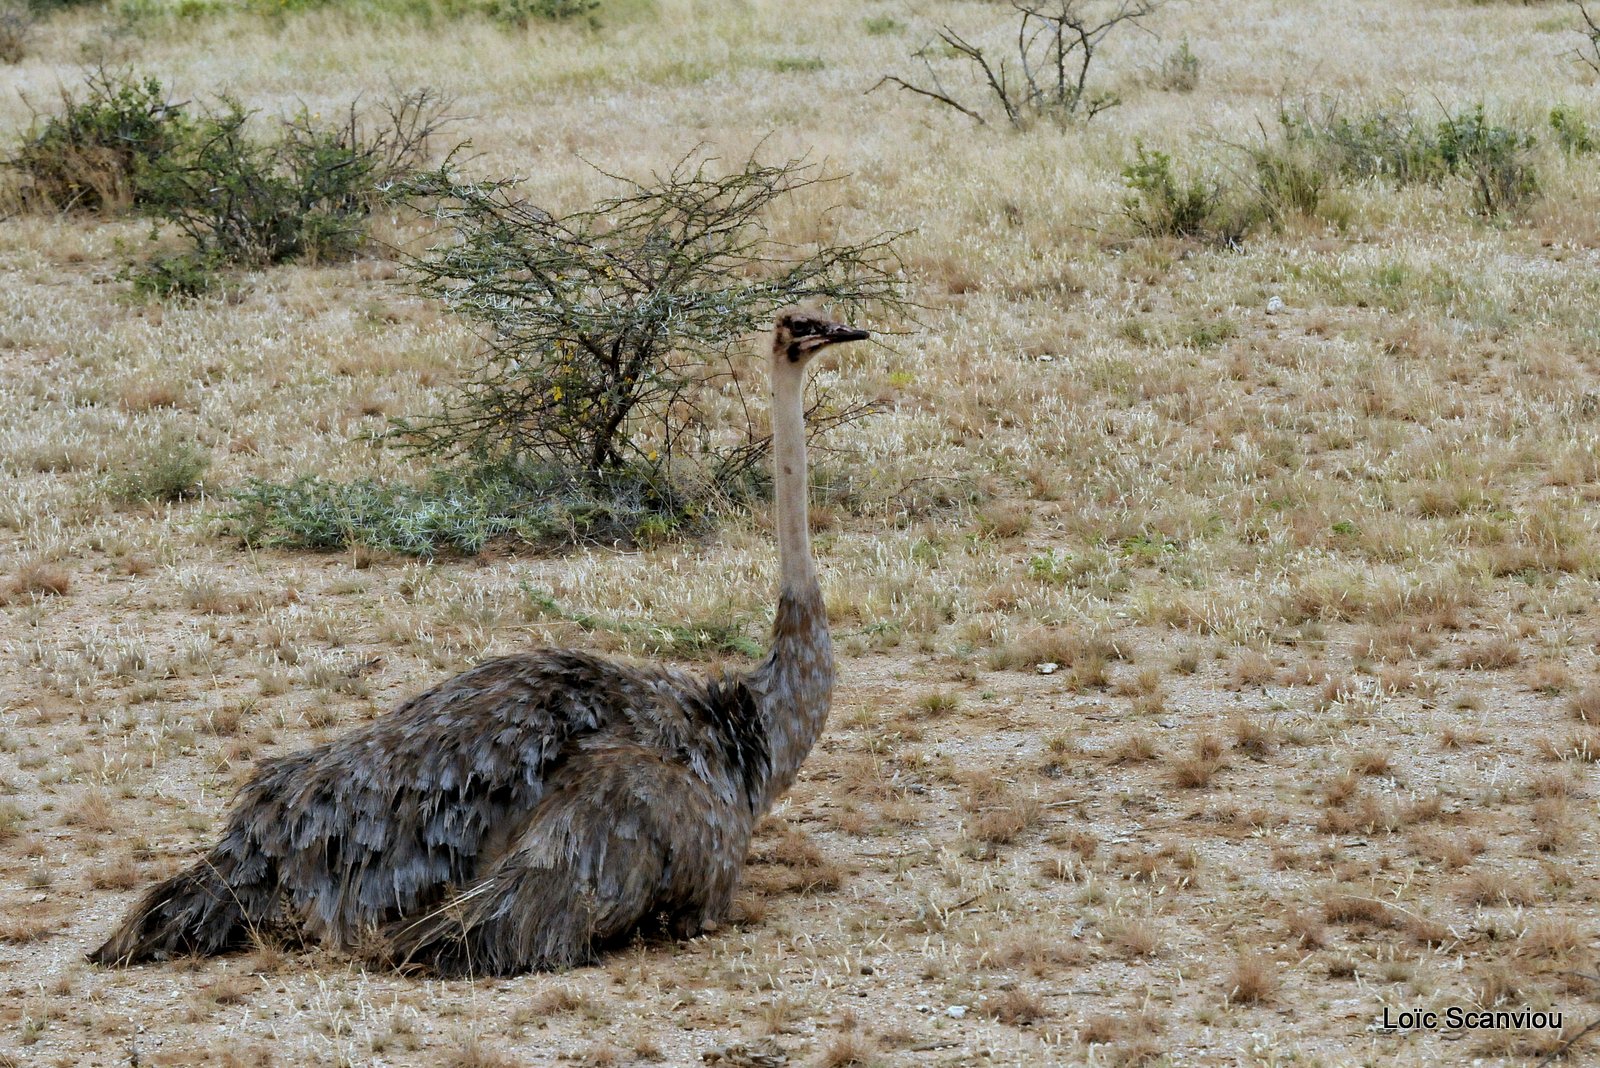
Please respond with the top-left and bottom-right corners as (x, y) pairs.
(772, 307), (870, 366)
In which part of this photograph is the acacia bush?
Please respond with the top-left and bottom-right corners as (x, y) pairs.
(391, 152), (907, 490)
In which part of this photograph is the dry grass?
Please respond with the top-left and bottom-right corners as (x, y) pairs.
(0, 560), (69, 604)
(816, 1033), (876, 1068)
(2, 0), (1598, 1064)
(1223, 953), (1278, 1005)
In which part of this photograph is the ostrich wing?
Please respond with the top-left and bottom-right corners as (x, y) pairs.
(213, 650), (687, 945)
(381, 740), (733, 976)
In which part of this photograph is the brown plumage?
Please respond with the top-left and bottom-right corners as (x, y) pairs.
(89, 309), (866, 976)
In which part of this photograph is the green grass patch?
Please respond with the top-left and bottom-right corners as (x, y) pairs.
(223, 463), (705, 556)
(519, 585), (762, 659)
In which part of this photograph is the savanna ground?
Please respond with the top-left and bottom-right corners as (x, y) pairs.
(4, 0), (1600, 1064)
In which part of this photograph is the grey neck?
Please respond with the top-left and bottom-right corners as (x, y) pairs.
(749, 349), (833, 810)
(770, 359), (815, 591)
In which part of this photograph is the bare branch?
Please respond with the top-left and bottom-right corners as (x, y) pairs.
(870, 75), (988, 125)
(875, 0), (1160, 127)
(1573, 0), (1600, 74)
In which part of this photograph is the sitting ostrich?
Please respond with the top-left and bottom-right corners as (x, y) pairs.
(90, 308), (867, 976)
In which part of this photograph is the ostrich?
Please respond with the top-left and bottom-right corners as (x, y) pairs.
(89, 308), (866, 976)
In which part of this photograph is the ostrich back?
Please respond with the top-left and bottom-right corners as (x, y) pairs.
(210, 649), (766, 946)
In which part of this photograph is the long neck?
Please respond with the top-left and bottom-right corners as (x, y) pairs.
(771, 356), (815, 592)
(747, 348), (833, 812)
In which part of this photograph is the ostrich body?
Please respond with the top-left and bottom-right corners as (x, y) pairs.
(90, 309), (865, 976)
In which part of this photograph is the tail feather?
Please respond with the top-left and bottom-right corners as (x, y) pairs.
(88, 854), (263, 966)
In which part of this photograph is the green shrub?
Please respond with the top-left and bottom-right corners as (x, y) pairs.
(225, 462), (700, 555)
(9, 70), (189, 212)
(122, 249), (227, 298)
(1120, 142), (1252, 243)
(1274, 98), (1539, 216)
(135, 89), (443, 269)
(1277, 100), (1444, 185)
(1435, 104), (1538, 216)
(1244, 138), (1332, 223)
(1156, 38), (1199, 93)
(1549, 105), (1597, 154)
(110, 433), (210, 502)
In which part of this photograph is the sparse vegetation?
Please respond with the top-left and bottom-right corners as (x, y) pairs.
(107, 432), (210, 502)
(5, 1), (1600, 1065)
(1274, 97), (1541, 216)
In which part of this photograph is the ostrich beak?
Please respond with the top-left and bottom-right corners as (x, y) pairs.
(800, 320), (870, 353)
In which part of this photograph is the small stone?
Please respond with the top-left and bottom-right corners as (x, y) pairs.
(860, 965), (874, 975)
(1265, 296), (1286, 314)
(1037, 662), (1059, 675)
(946, 1005), (968, 1019)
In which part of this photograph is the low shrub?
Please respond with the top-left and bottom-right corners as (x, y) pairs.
(482, 0), (597, 26)
(1155, 38), (1199, 93)
(224, 462), (705, 556)
(1435, 104), (1538, 216)
(1120, 142), (1253, 243)
(109, 433), (210, 502)
(0, 0), (32, 64)
(9, 70), (189, 212)
(1549, 105), (1597, 154)
(10, 69), (446, 279)
(1243, 135), (1334, 223)
(122, 249), (229, 298)
(1275, 98), (1539, 216)
(136, 89), (444, 268)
